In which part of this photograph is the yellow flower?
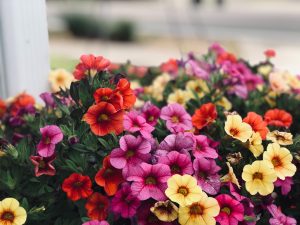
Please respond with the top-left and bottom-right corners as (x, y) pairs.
(283, 71), (300, 91)
(216, 97), (232, 111)
(257, 64), (273, 77)
(269, 71), (290, 94)
(150, 200), (178, 222)
(186, 79), (209, 98)
(248, 132), (264, 158)
(49, 69), (74, 92)
(0, 198), (27, 225)
(167, 89), (193, 106)
(267, 130), (293, 146)
(242, 160), (277, 196)
(145, 73), (171, 101)
(178, 192), (220, 225)
(165, 174), (202, 207)
(221, 162), (241, 188)
(224, 115), (253, 142)
(263, 143), (296, 180)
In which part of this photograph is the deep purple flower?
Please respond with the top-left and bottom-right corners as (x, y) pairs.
(267, 204), (297, 225)
(40, 92), (56, 108)
(274, 177), (293, 196)
(192, 135), (218, 159)
(141, 102), (160, 126)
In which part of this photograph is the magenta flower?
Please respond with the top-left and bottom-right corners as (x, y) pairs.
(274, 177), (293, 195)
(30, 155), (56, 177)
(111, 183), (141, 218)
(141, 102), (160, 126)
(127, 163), (171, 201)
(192, 135), (218, 159)
(216, 194), (244, 225)
(267, 204), (297, 225)
(158, 151), (193, 175)
(185, 59), (210, 80)
(124, 111), (154, 139)
(37, 125), (63, 157)
(110, 135), (151, 178)
(193, 157), (221, 195)
(160, 103), (192, 133)
(40, 92), (56, 108)
(82, 221), (109, 225)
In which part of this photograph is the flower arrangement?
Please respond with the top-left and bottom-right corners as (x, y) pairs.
(0, 44), (299, 225)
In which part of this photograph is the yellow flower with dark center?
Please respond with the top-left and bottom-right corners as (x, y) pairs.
(221, 162), (241, 188)
(165, 174), (202, 206)
(248, 132), (264, 158)
(48, 69), (74, 92)
(167, 89), (193, 106)
(0, 198), (27, 225)
(267, 130), (293, 146)
(225, 115), (253, 142)
(178, 192), (220, 225)
(216, 97), (232, 111)
(263, 143), (296, 180)
(150, 200), (178, 222)
(242, 160), (277, 196)
(186, 80), (209, 98)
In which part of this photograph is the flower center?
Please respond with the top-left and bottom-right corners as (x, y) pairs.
(38, 160), (46, 169)
(103, 168), (113, 178)
(148, 116), (154, 122)
(230, 128), (240, 136)
(145, 176), (157, 185)
(171, 116), (179, 123)
(102, 96), (109, 101)
(170, 164), (181, 174)
(98, 114), (109, 122)
(177, 186), (189, 196)
(56, 75), (65, 85)
(198, 171), (207, 179)
(44, 137), (51, 144)
(1, 211), (15, 222)
(190, 203), (203, 215)
(253, 172), (263, 180)
(73, 181), (83, 188)
(271, 157), (281, 167)
(126, 150), (135, 158)
(221, 206), (231, 215)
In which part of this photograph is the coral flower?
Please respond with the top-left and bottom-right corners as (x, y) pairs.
(10, 93), (35, 116)
(267, 130), (293, 146)
(243, 112), (268, 139)
(192, 103), (217, 130)
(192, 135), (218, 159)
(0, 99), (6, 118)
(82, 220), (109, 225)
(215, 194), (244, 225)
(160, 58), (178, 76)
(48, 68), (74, 92)
(225, 114), (252, 142)
(93, 88), (123, 110)
(248, 132), (264, 158)
(116, 78), (136, 109)
(95, 156), (123, 196)
(62, 173), (93, 201)
(84, 102), (124, 136)
(263, 143), (296, 180)
(85, 193), (109, 221)
(30, 155), (56, 177)
(264, 109), (292, 128)
(37, 125), (63, 157)
(242, 160), (277, 196)
(150, 200), (178, 222)
(141, 102), (161, 126)
(127, 163), (171, 201)
(264, 49), (276, 58)
(165, 174), (202, 206)
(0, 198), (27, 225)
(160, 103), (192, 133)
(178, 192), (220, 225)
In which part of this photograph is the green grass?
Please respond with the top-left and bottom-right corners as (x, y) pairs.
(50, 55), (78, 71)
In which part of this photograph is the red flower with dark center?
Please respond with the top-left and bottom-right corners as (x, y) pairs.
(62, 173), (93, 201)
(93, 88), (123, 110)
(192, 103), (217, 130)
(264, 109), (292, 128)
(116, 79), (136, 109)
(83, 102), (124, 136)
(85, 192), (109, 221)
(243, 112), (269, 139)
(30, 155), (56, 177)
(160, 59), (178, 75)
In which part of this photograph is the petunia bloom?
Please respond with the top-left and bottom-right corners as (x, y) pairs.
(40, 92), (56, 108)
(267, 204), (297, 225)
(115, 78), (136, 109)
(10, 92), (35, 116)
(85, 193), (109, 221)
(225, 114), (252, 142)
(160, 58), (178, 76)
(267, 130), (293, 146)
(0, 198), (27, 225)
(243, 112), (268, 139)
(93, 88), (123, 110)
(264, 109), (292, 128)
(274, 177), (293, 196)
(248, 132), (264, 158)
(48, 68), (74, 92)
(192, 102), (217, 130)
(30, 155), (56, 177)
(150, 200), (178, 222)
(192, 135), (218, 159)
(141, 102), (161, 126)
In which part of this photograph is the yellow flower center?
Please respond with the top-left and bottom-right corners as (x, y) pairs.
(148, 116), (154, 122)
(189, 203), (203, 215)
(195, 86), (202, 93)
(171, 116), (179, 123)
(177, 186), (189, 196)
(56, 75), (65, 85)
(126, 150), (135, 158)
(271, 157), (281, 167)
(253, 172), (263, 180)
(98, 114), (109, 122)
(145, 176), (157, 185)
(1, 211), (15, 222)
(230, 128), (240, 136)
(102, 96), (109, 101)
(221, 206), (231, 215)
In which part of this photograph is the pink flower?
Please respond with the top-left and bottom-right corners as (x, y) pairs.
(37, 125), (63, 157)
(158, 151), (193, 175)
(160, 103), (192, 133)
(127, 163), (171, 201)
(124, 111), (154, 139)
(267, 204), (297, 225)
(193, 157), (221, 195)
(82, 220), (109, 225)
(216, 194), (244, 225)
(111, 183), (141, 218)
(274, 177), (293, 196)
(110, 135), (151, 178)
(192, 135), (218, 159)
(185, 59), (209, 80)
(141, 102), (160, 126)
(30, 155), (56, 177)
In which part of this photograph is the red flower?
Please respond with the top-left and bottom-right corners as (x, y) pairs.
(83, 102), (124, 136)
(264, 49), (276, 58)
(160, 58), (178, 75)
(85, 192), (109, 221)
(62, 173), (93, 201)
(10, 93), (35, 116)
(93, 88), (123, 110)
(116, 79), (136, 109)
(243, 112), (269, 139)
(30, 155), (56, 177)
(192, 103), (218, 130)
(95, 156), (123, 196)
(73, 54), (110, 80)
(264, 109), (292, 128)
(0, 99), (6, 118)
(216, 52), (237, 65)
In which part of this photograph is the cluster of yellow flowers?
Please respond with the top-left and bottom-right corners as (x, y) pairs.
(0, 198), (27, 225)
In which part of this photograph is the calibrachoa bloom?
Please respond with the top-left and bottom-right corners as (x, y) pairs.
(0, 198), (27, 225)
(225, 114), (252, 142)
(93, 88), (123, 110)
(192, 135), (218, 159)
(37, 125), (63, 157)
(150, 200), (179, 222)
(263, 143), (296, 180)
(10, 92), (35, 116)
(40, 92), (56, 108)
(62, 173), (93, 201)
(127, 163), (171, 201)
(243, 112), (268, 139)
(192, 103), (217, 130)
(242, 160), (277, 196)
(48, 68), (74, 92)
(275, 177), (293, 195)
(30, 155), (56, 177)
(215, 194), (244, 225)
(160, 58), (178, 76)
(167, 89), (193, 106)
(267, 130), (293, 146)
(267, 204), (297, 225)
(84, 102), (124, 136)
(82, 220), (109, 225)
(115, 78), (136, 110)
(85, 193), (109, 221)
(248, 132), (264, 158)
(264, 109), (292, 128)
(160, 103), (192, 133)
(110, 135), (151, 178)
(165, 174), (202, 206)
(141, 102), (161, 126)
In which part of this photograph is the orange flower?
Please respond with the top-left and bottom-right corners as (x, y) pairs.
(116, 79), (136, 109)
(160, 58), (178, 75)
(95, 156), (124, 196)
(243, 112), (269, 139)
(216, 52), (237, 64)
(10, 93), (35, 116)
(264, 109), (292, 128)
(93, 88), (123, 110)
(0, 99), (6, 118)
(83, 102), (124, 136)
(85, 192), (109, 221)
(192, 103), (217, 130)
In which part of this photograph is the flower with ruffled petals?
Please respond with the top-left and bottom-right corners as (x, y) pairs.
(85, 193), (109, 221)
(275, 177), (293, 195)
(267, 204), (297, 225)
(243, 112), (268, 139)
(225, 114), (252, 142)
(167, 89), (193, 106)
(40, 92), (56, 108)
(0, 198), (27, 225)
(267, 130), (293, 146)
(192, 135), (218, 159)
(248, 132), (264, 158)
(192, 103), (217, 130)
(10, 93), (35, 116)
(141, 102), (161, 126)
(186, 79), (209, 98)
(160, 59), (178, 76)
(150, 200), (178, 222)
(264, 109), (292, 128)
(49, 69), (74, 92)
(115, 78), (136, 109)
(30, 155), (56, 177)
(93, 88), (123, 110)
(124, 111), (154, 138)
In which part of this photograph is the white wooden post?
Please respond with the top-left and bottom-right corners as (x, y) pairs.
(0, 0), (50, 99)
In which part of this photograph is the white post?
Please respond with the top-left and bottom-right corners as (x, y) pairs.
(0, 0), (50, 99)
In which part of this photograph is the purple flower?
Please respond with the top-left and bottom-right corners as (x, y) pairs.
(82, 221), (109, 225)
(40, 92), (56, 108)
(274, 177), (293, 196)
(160, 103), (192, 133)
(192, 135), (218, 159)
(141, 102), (160, 126)
(185, 59), (210, 80)
(110, 135), (151, 178)
(158, 151), (193, 175)
(111, 183), (141, 218)
(193, 157), (221, 195)
(267, 204), (297, 225)
(127, 163), (171, 201)
(37, 125), (63, 157)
